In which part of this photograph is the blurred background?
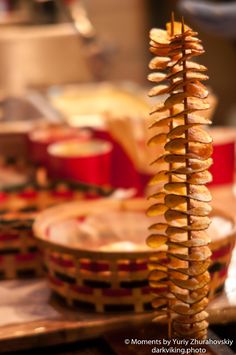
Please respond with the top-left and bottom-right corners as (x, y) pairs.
(0, 0), (235, 125)
(0, 0), (235, 195)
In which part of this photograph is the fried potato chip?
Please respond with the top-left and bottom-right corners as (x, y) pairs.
(150, 46), (171, 57)
(170, 248), (211, 262)
(165, 209), (187, 222)
(165, 138), (212, 153)
(169, 259), (211, 276)
(146, 203), (168, 216)
(184, 204), (212, 216)
(172, 61), (207, 73)
(170, 302), (206, 316)
(165, 138), (188, 152)
(187, 170), (213, 184)
(168, 42), (204, 56)
(188, 142), (213, 159)
(148, 84), (169, 97)
(164, 182), (187, 194)
(150, 103), (169, 115)
(150, 155), (166, 165)
(149, 280), (168, 288)
(162, 154), (194, 163)
(172, 286), (209, 304)
(168, 216), (211, 230)
(188, 127), (212, 144)
(186, 97), (210, 111)
(150, 251), (169, 261)
(168, 162), (210, 175)
(148, 191), (166, 201)
(189, 158), (213, 170)
(148, 222), (168, 232)
(168, 236), (210, 248)
(148, 262), (168, 272)
(147, 133), (167, 146)
(149, 56), (170, 70)
(164, 92), (189, 108)
(150, 28), (170, 45)
(189, 184), (212, 201)
(152, 298), (168, 309)
(146, 234), (168, 248)
(186, 114), (212, 125)
(168, 124), (195, 138)
(165, 194), (187, 208)
(166, 22), (192, 35)
(186, 81), (209, 99)
(174, 310), (208, 324)
(171, 50), (205, 67)
(148, 72), (168, 83)
(171, 274), (210, 291)
(184, 72), (209, 81)
(149, 117), (172, 128)
(173, 320), (208, 336)
(148, 171), (168, 185)
(171, 297), (208, 317)
(149, 270), (168, 281)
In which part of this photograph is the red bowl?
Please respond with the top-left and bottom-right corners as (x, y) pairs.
(48, 139), (113, 186)
(209, 127), (236, 186)
(28, 126), (90, 166)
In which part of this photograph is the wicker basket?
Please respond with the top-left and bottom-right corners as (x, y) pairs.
(0, 181), (110, 280)
(34, 198), (236, 313)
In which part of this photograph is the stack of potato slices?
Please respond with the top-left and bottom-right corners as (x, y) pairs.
(146, 16), (213, 339)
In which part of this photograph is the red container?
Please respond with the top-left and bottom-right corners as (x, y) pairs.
(209, 127), (236, 186)
(48, 139), (112, 186)
(28, 126), (90, 166)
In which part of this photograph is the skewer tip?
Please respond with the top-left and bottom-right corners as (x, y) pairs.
(181, 16), (185, 33)
(171, 11), (175, 36)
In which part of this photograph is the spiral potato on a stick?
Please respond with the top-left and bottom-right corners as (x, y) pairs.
(146, 16), (213, 339)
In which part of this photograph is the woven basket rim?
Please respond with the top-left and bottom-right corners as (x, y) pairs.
(33, 198), (236, 259)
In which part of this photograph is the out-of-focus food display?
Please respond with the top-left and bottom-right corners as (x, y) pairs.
(34, 198), (235, 313)
(48, 139), (112, 185)
(45, 82), (218, 193)
(28, 124), (91, 166)
(0, 179), (111, 280)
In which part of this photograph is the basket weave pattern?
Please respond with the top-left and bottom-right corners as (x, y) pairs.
(34, 199), (236, 313)
(0, 183), (104, 279)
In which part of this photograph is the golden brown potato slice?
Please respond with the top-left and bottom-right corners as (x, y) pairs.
(148, 72), (168, 83)
(148, 170), (168, 185)
(148, 222), (168, 232)
(147, 191), (166, 201)
(149, 56), (170, 70)
(172, 61), (207, 73)
(174, 310), (208, 324)
(146, 203), (168, 216)
(150, 46), (171, 57)
(148, 84), (169, 97)
(146, 234), (168, 248)
(187, 170), (212, 184)
(147, 133), (167, 146)
(170, 248), (212, 262)
(188, 126), (212, 144)
(173, 320), (208, 336)
(166, 22), (192, 35)
(172, 286), (209, 304)
(169, 259), (211, 276)
(150, 28), (170, 45)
